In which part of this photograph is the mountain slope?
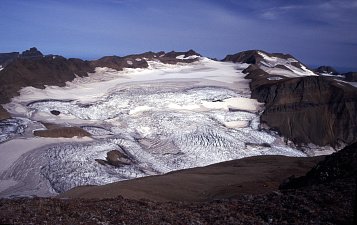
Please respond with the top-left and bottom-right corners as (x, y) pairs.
(224, 50), (357, 146)
(0, 48), (200, 105)
(60, 155), (322, 201)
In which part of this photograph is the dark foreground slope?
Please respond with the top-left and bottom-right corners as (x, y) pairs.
(0, 180), (353, 225)
(60, 155), (322, 201)
(1, 142), (357, 224)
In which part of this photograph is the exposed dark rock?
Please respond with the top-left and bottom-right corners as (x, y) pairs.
(95, 159), (108, 166)
(245, 142), (271, 148)
(90, 55), (149, 71)
(95, 149), (132, 167)
(158, 50), (201, 64)
(106, 150), (132, 166)
(253, 76), (357, 146)
(20, 47), (43, 59)
(33, 127), (91, 138)
(50, 110), (60, 116)
(184, 49), (201, 58)
(280, 142), (357, 189)
(345, 72), (357, 82)
(224, 50), (312, 75)
(0, 55), (93, 104)
(314, 65), (339, 75)
(223, 50), (295, 65)
(223, 50), (263, 64)
(0, 105), (11, 120)
(231, 51), (357, 147)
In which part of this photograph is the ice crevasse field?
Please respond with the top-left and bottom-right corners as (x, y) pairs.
(0, 56), (315, 197)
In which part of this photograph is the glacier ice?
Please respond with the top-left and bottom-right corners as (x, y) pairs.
(0, 58), (308, 197)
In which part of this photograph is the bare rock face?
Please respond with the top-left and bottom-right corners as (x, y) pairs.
(106, 150), (131, 166)
(0, 106), (11, 120)
(95, 149), (132, 167)
(50, 110), (61, 116)
(20, 47), (43, 59)
(33, 127), (91, 138)
(0, 54), (94, 104)
(91, 55), (149, 71)
(314, 66), (339, 75)
(252, 76), (357, 146)
(224, 50), (357, 147)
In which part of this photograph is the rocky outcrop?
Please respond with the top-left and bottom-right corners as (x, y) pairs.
(280, 142), (357, 189)
(20, 47), (43, 59)
(223, 50), (307, 70)
(225, 50), (357, 146)
(33, 127), (91, 138)
(314, 66), (339, 75)
(253, 76), (357, 146)
(0, 105), (11, 120)
(0, 53), (93, 104)
(91, 55), (149, 71)
(95, 149), (132, 167)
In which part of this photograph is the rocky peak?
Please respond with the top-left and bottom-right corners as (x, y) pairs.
(314, 66), (339, 75)
(222, 50), (263, 64)
(184, 49), (201, 57)
(20, 47), (43, 59)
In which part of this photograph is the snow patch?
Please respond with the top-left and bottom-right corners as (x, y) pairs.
(267, 77), (283, 80)
(258, 52), (316, 77)
(176, 55), (199, 60)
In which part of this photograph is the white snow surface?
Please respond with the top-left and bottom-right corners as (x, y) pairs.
(176, 55), (200, 60)
(0, 57), (311, 197)
(258, 51), (316, 77)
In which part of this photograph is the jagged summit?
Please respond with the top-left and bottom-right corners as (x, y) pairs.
(20, 47), (43, 59)
(223, 50), (315, 78)
(223, 50), (294, 64)
(314, 65), (339, 75)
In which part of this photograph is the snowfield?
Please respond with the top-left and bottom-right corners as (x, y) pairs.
(1, 57), (311, 197)
(257, 51), (317, 77)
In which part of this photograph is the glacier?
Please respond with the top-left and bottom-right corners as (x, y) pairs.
(0, 57), (309, 197)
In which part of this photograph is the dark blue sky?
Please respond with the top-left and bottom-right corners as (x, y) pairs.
(0, 0), (356, 69)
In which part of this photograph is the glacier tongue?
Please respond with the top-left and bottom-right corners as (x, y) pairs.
(0, 58), (306, 197)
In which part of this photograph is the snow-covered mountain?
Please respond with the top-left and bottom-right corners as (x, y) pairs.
(0, 48), (356, 197)
(224, 50), (357, 146)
